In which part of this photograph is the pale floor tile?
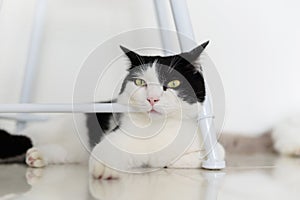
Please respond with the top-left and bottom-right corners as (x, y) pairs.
(0, 153), (299, 200)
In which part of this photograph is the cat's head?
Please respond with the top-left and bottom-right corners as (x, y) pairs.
(117, 41), (209, 119)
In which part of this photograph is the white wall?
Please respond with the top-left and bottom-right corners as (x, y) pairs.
(0, 0), (299, 134)
(188, 0), (300, 134)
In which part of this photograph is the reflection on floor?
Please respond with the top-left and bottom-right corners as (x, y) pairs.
(0, 153), (300, 200)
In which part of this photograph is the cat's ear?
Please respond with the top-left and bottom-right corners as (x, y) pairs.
(120, 45), (143, 67)
(182, 41), (209, 62)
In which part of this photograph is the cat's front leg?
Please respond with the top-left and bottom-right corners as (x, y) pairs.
(89, 141), (120, 180)
(89, 157), (119, 180)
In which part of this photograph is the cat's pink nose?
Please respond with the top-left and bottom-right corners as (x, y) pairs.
(147, 97), (160, 106)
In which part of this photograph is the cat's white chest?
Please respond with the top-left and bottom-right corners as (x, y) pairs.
(108, 114), (200, 154)
(92, 114), (202, 169)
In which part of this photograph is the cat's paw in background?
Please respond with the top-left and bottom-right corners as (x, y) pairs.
(273, 142), (300, 157)
(26, 147), (47, 168)
(89, 157), (119, 180)
(272, 116), (300, 157)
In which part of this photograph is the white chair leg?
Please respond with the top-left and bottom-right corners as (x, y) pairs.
(17, 0), (47, 131)
(198, 99), (225, 169)
(155, 0), (226, 169)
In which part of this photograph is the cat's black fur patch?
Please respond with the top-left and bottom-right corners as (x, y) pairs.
(119, 42), (208, 103)
(156, 61), (205, 103)
(86, 100), (119, 148)
(86, 113), (112, 148)
(0, 129), (32, 160)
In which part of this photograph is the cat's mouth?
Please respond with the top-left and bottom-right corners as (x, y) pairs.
(147, 108), (161, 115)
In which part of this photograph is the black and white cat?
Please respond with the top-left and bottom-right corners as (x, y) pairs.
(1, 41), (225, 179)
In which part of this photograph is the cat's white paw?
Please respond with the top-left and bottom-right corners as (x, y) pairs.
(89, 158), (119, 180)
(26, 147), (47, 168)
(293, 149), (300, 156)
(272, 117), (300, 157)
(275, 139), (300, 157)
(274, 144), (300, 157)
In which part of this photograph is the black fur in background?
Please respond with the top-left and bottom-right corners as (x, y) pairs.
(0, 129), (32, 161)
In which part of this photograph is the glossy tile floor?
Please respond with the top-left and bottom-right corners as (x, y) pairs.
(0, 153), (300, 200)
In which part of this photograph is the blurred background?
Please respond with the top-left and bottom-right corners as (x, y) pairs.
(0, 0), (299, 135)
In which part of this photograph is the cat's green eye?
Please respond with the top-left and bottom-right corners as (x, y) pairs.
(167, 80), (181, 88)
(134, 79), (147, 87)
